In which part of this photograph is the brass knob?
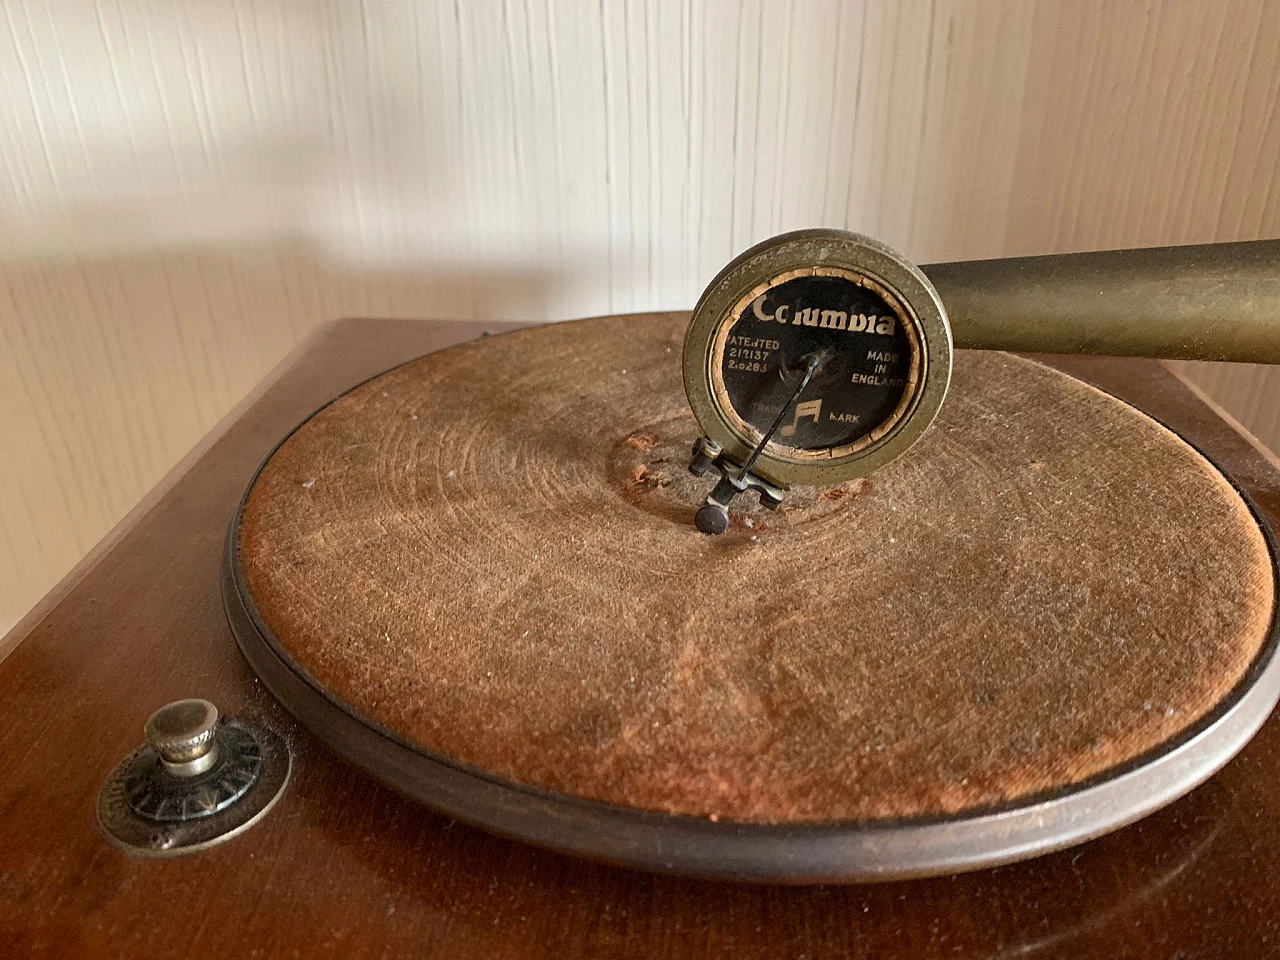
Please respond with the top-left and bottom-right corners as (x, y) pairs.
(144, 699), (220, 776)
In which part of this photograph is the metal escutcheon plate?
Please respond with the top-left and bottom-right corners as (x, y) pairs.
(97, 720), (291, 857)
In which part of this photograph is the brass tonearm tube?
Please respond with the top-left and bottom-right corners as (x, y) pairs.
(923, 239), (1280, 364)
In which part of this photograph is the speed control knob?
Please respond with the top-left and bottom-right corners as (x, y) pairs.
(144, 698), (221, 776)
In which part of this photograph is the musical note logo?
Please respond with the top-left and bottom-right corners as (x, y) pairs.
(780, 399), (822, 438)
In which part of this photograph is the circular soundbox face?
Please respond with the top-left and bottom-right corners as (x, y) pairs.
(224, 313), (1280, 882)
(683, 230), (952, 488)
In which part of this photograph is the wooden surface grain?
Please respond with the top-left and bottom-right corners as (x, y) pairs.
(5, 0), (1280, 632)
(4, 317), (1280, 959)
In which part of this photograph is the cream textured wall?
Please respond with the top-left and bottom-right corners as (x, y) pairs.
(3, 0), (1280, 633)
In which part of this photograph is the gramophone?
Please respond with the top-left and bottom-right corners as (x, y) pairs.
(98, 230), (1280, 883)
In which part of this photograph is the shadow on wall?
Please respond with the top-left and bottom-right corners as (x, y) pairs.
(0, 238), (572, 634)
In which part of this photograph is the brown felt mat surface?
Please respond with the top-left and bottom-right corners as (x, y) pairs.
(237, 314), (1276, 824)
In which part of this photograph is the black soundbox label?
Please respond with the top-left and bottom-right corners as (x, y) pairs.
(718, 273), (917, 452)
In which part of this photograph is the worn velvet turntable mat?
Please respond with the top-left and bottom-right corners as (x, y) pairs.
(226, 313), (1278, 878)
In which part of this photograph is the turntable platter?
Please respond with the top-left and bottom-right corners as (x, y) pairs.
(224, 313), (1279, 880)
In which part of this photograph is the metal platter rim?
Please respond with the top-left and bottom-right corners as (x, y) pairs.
(220, 333), (1280, 883)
